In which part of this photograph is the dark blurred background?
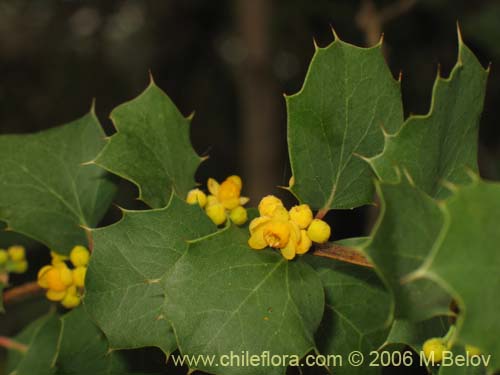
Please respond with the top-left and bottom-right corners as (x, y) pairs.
(0, 0), (499, 373)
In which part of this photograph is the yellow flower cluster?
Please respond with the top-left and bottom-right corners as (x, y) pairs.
(37, 245), (89, 309)
(186, 175), (249, 226)
(422, 337), (482, 363)
(0, 245), (28, 274)
(248, 195), (331, 260)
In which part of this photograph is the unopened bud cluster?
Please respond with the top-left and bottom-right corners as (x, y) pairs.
(0, 245), (28, 274)
(186, 175), (249, 226)
(37, 245), (89, 309)
(248, 195), (331, 260)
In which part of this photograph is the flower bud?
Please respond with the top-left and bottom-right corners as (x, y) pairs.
(186, 188), (207, 208)
(61, 286), (81, 309)
(258, 195), (284, 217)
(307, 219), (331, 243)
(8, 246), (25, 262)
(289, 204), (313, 229)
(206, 203), (227, 226)
(423, 338), (447, 363)
(70, 245), (90, 267)
(230, 206), (247, 226)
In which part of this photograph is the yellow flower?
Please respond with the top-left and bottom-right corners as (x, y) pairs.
(249, 196), (320, 260)
(38, 263), (73, 292)
(263, 221), (290, 248)
(230, 206), (248, 226)
(186, 188), (207, 208)
(206, 203), (227, 226)
(258, 195), (284, 217)
(8, 245), (25, 262)
(289, 204), (313, 229)
(70, 245), (90, 267)
(189, 175), (249, 226)
(422, 338), (447, 363)
(307, 219), (331, 243)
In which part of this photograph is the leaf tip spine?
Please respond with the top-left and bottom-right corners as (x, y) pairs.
(148, 69), (156, 85)
(312, 37), (320, 51)
(186, 111), (196, 122)
(329, 25), (340, 42)
(89, 98), (97, 115)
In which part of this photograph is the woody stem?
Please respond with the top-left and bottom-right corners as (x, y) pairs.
(0, 336), (28, 353)
(312, 243), (373, 268)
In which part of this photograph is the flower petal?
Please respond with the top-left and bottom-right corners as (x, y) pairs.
(207, 178), (220, 196)
(248, 227), (267, 250)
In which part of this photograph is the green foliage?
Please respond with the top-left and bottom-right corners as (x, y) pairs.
(84, 195), (215, 354)
(95, 79), (203, 208)
(287, 34), (403, 210)
(1, 30), (497, 375)
(164, 226), (324, 375)
(0, 111), (115, 254)
(367, 34), (488, 199)
(365, 180), (451, 321)
(414, 179), (500, 370)
(305, 256), (391, 375)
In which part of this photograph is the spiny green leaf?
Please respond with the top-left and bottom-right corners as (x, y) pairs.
(163, 226), (324, 375)
(304, 256), (391, 375)
(54, 307), (130, 374)
(286, 35), (403, 210)
(366, 34), (488, 199)
(84, 195), (216, 355)
(383, 318), (449, 353)
(7, 313), (60, 375)
(365, 180), (451, 321)
(412, 179), (500, 372)
(95, 79), (203, 208)
(0, 112), (115, 254)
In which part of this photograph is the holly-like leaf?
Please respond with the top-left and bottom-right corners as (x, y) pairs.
(0, 111), (115, 254)
(383, 318), (449, 353)
(54, 307), (130, 374)
(366, 33), (488, 199)
(286, 34), (403, 210)
(365, 180), (451, 321)
(6, 313), (60, 375)
(409, 178), (500, 372)
(164, 226), (325, 375)
(304, 255), (391, 375)
(95, 79), (203, 208)
(84, 195), (216, 355)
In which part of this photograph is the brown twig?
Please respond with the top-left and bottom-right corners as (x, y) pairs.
(0, 336), (28, 353)
(356, 0), (417, 47)
(313, 243), (373, 268)
(3, 281), (43, 305)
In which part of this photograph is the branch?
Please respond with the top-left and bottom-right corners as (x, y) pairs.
(312, 243), (373, 268)
(3, 281), (43, 305)
(0, 336), (28, 353)
(356, 0), (417, 46)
